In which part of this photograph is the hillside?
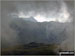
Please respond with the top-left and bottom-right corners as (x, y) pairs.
(1, 42), (58, 55)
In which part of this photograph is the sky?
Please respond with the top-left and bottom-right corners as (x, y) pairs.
(17, 1), (71, 23)
(1, 0), (74, 23)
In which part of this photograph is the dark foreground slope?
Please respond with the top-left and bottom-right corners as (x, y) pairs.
(1, 42), (58, 55)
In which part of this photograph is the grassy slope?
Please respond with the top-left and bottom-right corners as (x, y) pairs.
(1, 44), (58, 55)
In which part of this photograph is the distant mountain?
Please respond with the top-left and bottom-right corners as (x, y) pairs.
(9, 18), (67, 45)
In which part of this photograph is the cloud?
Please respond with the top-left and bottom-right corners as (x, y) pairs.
(2, 0), (74, 23)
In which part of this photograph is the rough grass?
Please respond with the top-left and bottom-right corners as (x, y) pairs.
(1, 44), (58, 55)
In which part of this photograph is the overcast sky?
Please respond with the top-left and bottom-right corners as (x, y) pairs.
(1, 0), (74, 23)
